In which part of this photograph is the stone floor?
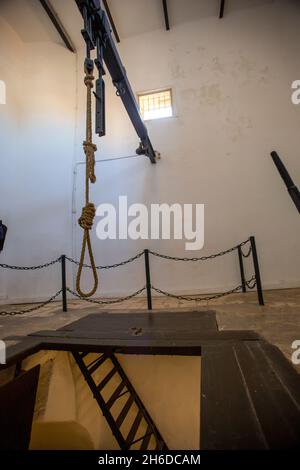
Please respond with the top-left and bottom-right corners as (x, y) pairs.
(1, 288), (300, 371)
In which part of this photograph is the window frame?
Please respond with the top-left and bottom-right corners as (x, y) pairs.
(137, 87), (174, 121)
(0, 80), (6, 105)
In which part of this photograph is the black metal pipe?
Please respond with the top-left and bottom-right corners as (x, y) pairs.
(270, 151), (300, 214)
(144, 249), (152, 310)
(219, 0), (225, 19)
(250, 236), (264, 306)
(162, 0), (170, 31)
(61, 255), (67, 312)
(237, 246), (247, 293)
(39, 0), (76, 52)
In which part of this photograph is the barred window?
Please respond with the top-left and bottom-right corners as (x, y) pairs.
(138, 89), (173, 121)
(0, 80), (6, 105)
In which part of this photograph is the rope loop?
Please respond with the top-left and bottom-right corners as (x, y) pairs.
(76, 65), (99, 298)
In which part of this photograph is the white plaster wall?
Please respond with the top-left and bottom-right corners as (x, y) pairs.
(1, 0), (300, 303)
(73, 0), (300, 297)
(0, 15), (76, 303)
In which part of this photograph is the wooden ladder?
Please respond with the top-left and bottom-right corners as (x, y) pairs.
(72, 352), (168, 450)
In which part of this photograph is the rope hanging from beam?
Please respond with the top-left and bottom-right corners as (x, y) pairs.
(76, 59), (98, 298)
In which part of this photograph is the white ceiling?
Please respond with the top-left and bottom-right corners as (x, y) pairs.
(0, 0), (275, 51)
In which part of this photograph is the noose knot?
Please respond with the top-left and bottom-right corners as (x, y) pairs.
(78, 203), (96, 231)
(83, 141), (97, 183)
(84, 73), (94, 88)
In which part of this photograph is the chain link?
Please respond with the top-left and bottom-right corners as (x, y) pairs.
(67, 286), (146, 304)
(246, 277), (257, 290)
(0, 238), (258, 311)
(241, 246), (252, 258)
(0, 289), (63, 316)
(151, 275), (256, 302)
(0, 239), (251, 271)
(149, 239), (250, 262)
(65, 251), (144, 270)
(0, 256), (62, 271)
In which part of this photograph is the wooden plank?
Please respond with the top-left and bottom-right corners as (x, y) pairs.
(59, 311), (219, 334)
(201, 341), (267, 449)
(28, 329), (259, 342)
(234, 341), (300, 448)
(39, 0), (76, 52)
(1, 338), (42, 370)
(5, 335), (202, 356)
(258, 341), (300, 406)
(103, 0), (120, 43)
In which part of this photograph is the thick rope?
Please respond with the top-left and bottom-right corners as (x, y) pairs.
(76, 67), (98, 297)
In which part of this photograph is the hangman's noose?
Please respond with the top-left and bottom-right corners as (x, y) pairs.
(76, 60), (98, 297)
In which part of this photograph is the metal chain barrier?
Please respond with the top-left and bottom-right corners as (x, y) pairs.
(0, 289), (63, 316)
(0, 256), (62, 271)
(149, 238), (250, 262)
(151, 275), (256, 302)
(0, 236), (264, 313)
(67, 286), (146, 305)
(65, 251), (144, 270)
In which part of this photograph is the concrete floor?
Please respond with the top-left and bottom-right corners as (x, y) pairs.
(1, 288), (300, 372)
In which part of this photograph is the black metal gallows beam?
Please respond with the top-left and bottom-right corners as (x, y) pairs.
(75, 0), (157, 163)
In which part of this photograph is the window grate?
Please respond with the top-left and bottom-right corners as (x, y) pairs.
(0, 80), (6, 105)
(138, 89), (172, 120)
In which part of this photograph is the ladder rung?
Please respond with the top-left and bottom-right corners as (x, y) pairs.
(130, 430), (153, 447)
(87, 354), (107, 375)
(106, 381), (126, 409)
(117, 390), (129, 400)
(140, 424), (152, 450)
(73, 351), (167, 450)
(97, 366), (117, 391)
(79, 352), (89, 359)
(116, 394), (134, 428)
(126, 410), (143, 447)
